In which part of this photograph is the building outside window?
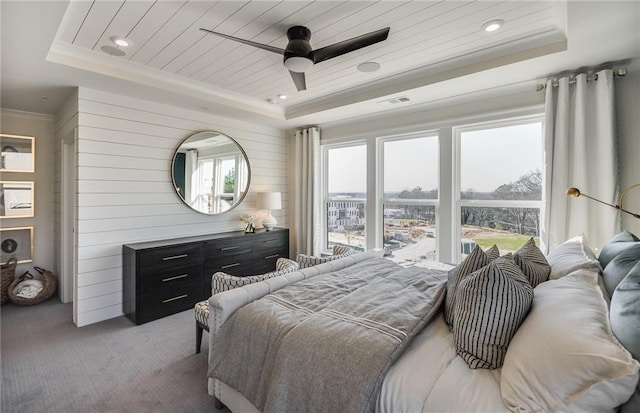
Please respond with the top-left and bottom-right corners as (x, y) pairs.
(325, 144), (366, 251)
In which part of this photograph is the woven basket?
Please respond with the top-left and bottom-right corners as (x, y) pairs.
(8, 266), (57, 306)
(1, 257), (18, 305)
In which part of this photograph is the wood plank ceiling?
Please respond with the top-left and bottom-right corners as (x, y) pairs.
(55, 1), (565, 107)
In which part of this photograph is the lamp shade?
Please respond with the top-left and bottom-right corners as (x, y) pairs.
(256, 192), (282, 210)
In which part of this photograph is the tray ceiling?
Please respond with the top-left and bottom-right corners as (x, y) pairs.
(47, 0), (567, 120)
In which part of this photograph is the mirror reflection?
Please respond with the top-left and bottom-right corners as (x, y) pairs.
(172, 131), (250, 215)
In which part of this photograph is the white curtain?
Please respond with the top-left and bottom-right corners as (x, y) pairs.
(543, 69), (620, 251)
(293, 127), (321, 256)
(185, 149), (198, 206)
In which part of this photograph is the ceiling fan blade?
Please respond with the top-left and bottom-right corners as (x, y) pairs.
(312, 27), (389, 64)
(289, 70), (306, 91)
(199, 28), (285, 55)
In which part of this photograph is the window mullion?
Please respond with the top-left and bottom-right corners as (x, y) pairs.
(366, 137), (378, 250)
(439, 127), (454, 263)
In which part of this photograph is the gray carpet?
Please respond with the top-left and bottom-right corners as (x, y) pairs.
(1, 299), (228, 413)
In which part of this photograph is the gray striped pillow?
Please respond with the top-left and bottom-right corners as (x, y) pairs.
(485, 244), (500, 260)
(445, 245), (491, 329)
(513, 237), (550, 287)
(453, 257), (533, 369)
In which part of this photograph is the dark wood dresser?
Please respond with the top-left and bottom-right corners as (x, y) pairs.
(123, 228), (289, 325)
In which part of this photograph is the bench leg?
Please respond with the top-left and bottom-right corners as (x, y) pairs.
(196, 322), (203, 354)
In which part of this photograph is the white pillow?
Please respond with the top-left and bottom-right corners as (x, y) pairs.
(500, 270), (639, 412)
(547, 234), (601, 280)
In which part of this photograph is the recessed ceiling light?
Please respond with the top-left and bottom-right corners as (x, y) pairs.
(277, 94), (287, 100)
(266, 98), (276, 104)
(110, 36), (130, 47)
(482, 19), (504, 32)
(357, 61), (381, 73)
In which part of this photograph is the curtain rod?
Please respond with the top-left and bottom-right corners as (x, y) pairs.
(535, 67), (626, 91)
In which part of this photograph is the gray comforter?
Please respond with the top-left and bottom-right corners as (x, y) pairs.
(209, 257), (447, 413)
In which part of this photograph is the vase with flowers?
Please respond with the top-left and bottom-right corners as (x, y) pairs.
(241, 214), (256, 233)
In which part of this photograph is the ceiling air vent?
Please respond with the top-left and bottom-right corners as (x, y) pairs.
(377, 96), (410, 105)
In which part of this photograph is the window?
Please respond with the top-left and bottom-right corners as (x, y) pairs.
(324, 144), (366, 251)
(456, 119), (543, 258)
(381, 134), (439, 264)
(192, 154), (247, 214)
(321, 111), (544, 263)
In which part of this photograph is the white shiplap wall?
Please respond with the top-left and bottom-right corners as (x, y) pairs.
(74, 87), (289, 326)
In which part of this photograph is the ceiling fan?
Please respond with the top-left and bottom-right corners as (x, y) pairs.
(199, 25), (390, 92)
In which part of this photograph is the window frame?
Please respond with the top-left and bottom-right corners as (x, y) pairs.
(378, 132), (440, 261)
(453, 114), (545, 260)
(319, 109), (545, 263)
(321, 141), (368, 252)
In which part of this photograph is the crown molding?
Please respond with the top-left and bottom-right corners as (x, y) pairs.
(46, 41), (286, 121)
(1, 108), (55, 121)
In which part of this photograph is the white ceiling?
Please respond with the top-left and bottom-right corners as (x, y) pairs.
(1, 1), (639, 129)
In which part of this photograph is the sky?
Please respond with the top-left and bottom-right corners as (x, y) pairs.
(327, 122), (542, 194)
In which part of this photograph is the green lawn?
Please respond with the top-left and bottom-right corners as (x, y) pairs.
(472, 234), (539, 252)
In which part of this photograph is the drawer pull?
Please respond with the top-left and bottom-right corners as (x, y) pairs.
(221, 263), (241, 269)
(162, 294), (188, 303)
(263, 239), (278, 243)
(264, 254), (280, 260)
(162, 274), (188, 282)
(220, 246), (240, 251)
(162, 254), (188, 261)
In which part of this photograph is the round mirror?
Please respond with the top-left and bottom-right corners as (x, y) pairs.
(171, 131), (250, 215)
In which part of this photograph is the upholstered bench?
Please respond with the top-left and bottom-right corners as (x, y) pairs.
(296, 244), (356, 268)
(194, 257), (298, 353)
(194, 300), (210, 354)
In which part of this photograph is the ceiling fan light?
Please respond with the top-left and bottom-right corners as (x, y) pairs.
(284, 56), (314, 73)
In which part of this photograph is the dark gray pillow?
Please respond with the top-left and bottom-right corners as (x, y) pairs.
(599, 231), (640, 269)
(453, 257), (533, 369)
(513, 237), (551, 287)
(603, 244), (640, 296)
(445, 245), (490, 329)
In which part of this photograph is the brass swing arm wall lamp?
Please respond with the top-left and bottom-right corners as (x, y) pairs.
(566, 184), (640, 219)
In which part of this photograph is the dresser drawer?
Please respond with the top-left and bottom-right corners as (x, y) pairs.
(138, 243), (203, 273)
(138, 264), (202, 294)
(206, 255), (253, 276)
(205, 237), (252, 258)
(137, 280), (204, 324)
(252, 231), (288, 252)
(252, 247), (289, 274)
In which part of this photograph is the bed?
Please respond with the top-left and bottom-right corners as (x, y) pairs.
(206, 233), (640, 413)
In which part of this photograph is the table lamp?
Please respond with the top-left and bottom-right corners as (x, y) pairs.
(257, 192), (282, 230)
